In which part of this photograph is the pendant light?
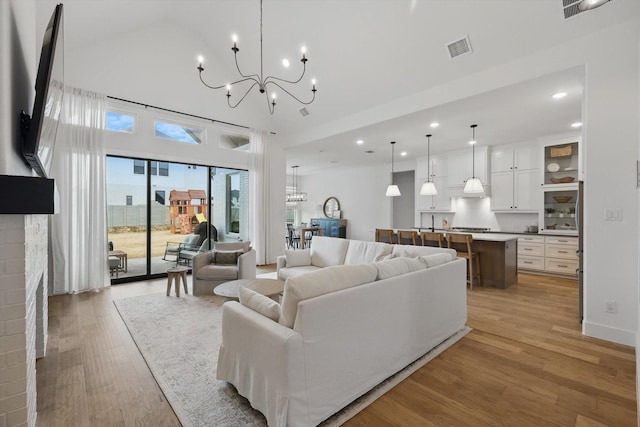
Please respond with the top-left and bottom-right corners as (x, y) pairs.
(463, 124), (484, 194)
(385, 141), (401, 197)
(420, 134), (438, 196)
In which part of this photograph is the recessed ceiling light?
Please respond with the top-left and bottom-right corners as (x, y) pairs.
(356, 139), (364, 145)
(400, 151), (407, 156)
(552, 92), (567, 100)
(282, 58), (290, 68)
(430, 122), (439, 128)
(469, 139), (477, 145)
(571, 122), (582, 128)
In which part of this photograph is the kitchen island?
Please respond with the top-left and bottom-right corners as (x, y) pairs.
(411, 229), (518, 288)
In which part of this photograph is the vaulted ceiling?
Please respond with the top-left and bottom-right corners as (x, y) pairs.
(36, 0), (640, 173)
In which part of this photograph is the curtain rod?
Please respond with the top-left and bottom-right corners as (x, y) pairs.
(106, 95), (276, 135)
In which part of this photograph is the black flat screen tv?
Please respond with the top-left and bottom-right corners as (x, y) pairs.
(21, 3), (64, 178)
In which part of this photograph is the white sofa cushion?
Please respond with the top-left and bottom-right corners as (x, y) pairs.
(392, 244), (457, 259)
(279, 264), (377, 328)
(420, 253), (455, 268)
(196, 264), (238, 280)
(239, 286), (280, 322)
(278, 265), (322, 281)
(310, 236), (350, 267)
(375, 257), (425, 280)
(284, 248), (311, 267)
(344, 240), (393, 265)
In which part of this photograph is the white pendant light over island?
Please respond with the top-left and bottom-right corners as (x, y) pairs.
(420, 134), (438, 196)
(463, 124), (484, 194)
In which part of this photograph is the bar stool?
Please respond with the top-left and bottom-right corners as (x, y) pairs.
(420, 231), (444, 248)
(375, 229), (395, 244)
(397, 230), (418, 245)
(447, 233), (481, 289)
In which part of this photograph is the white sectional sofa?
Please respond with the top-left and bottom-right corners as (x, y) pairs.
(217, 236), (467, 427)
(276, 235), (457, 280)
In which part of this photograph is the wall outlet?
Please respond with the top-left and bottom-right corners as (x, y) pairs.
(604, 300), (617, 314)
(604, 208), (622, 221)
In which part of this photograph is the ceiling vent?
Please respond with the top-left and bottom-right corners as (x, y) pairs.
(447, 36), (472, 59)
(562, 0), (585, 19)
(298, 107), (309, 117)
(562, 0), (612, 19)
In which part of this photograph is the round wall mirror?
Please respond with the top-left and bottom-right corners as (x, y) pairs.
(323, 197), (340, 218)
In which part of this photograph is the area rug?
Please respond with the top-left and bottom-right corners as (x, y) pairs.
(114, 292), (470, 427)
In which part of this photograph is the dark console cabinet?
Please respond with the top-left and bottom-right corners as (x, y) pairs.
(311, 218), (347, 238)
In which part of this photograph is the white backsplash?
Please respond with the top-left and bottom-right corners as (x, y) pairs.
(420, 197), (538, 232)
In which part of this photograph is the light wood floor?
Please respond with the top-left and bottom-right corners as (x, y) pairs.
(36, 270), (636, 427)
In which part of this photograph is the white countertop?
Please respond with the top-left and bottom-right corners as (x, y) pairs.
(453, 232), (519, 242)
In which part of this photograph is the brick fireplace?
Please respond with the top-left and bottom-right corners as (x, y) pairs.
(0, 214), (48, 427)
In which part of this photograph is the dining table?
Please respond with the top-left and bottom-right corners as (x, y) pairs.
(294, 226), (323, 249)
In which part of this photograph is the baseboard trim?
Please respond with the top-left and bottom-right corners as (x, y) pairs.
(582, 321), (636, 347)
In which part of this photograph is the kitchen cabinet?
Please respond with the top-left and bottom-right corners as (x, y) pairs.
(517, 234), (578, 277)
(540, 185), (578, 235)
(416, 153), (451, 212)
(542, 139), (580, 187)
(491, 144), (539, 211)
(517, 235), (545, 271)
(417, 154), (447, 179)
(447, 146), (488, 187)
(416, 176), (451, 211)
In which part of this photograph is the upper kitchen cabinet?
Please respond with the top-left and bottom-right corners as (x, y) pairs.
(542, 138), (581, 186)
(491, 143), (539, 211)
(447, 146), (488, 187)
(416, 153), (447, 180)
(416, 153), (451, 212)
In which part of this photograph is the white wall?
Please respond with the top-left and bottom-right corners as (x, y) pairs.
(297, 164), (390, 241)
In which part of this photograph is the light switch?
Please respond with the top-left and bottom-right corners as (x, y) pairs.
(604, 208), (622, 221)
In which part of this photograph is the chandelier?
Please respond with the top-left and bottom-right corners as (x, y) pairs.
(196, 0), (317, 114)
(286, 166), (307, 202)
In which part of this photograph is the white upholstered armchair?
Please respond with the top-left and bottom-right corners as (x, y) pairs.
(192, 241), (256, 296)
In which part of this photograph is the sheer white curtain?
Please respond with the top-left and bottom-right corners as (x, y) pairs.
(249, 129), (272, 265)
(49, 87), (110, 294)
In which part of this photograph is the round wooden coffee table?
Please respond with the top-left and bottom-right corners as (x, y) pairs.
(214, 278), (285, 300)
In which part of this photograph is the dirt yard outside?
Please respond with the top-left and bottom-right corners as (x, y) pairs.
(108, 227), (190, 259)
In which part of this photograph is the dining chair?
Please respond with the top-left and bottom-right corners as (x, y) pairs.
(420, 231), (444, 248)
(286, 223), (300, 249)
(447, 233), (481, 289)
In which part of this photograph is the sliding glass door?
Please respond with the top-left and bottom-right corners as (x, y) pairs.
(106, 155), (247, 283)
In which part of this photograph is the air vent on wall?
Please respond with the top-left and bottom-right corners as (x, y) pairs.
(447, 36), (472, 59)
(298, 107), (309, 117)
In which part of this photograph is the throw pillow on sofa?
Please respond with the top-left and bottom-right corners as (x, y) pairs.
(214, 250), (243, 264)
(375, 257), (425, 280)
(284, 248), (311, 267)
(239, 286), (280, 322)
(419, 253), (454, 268)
